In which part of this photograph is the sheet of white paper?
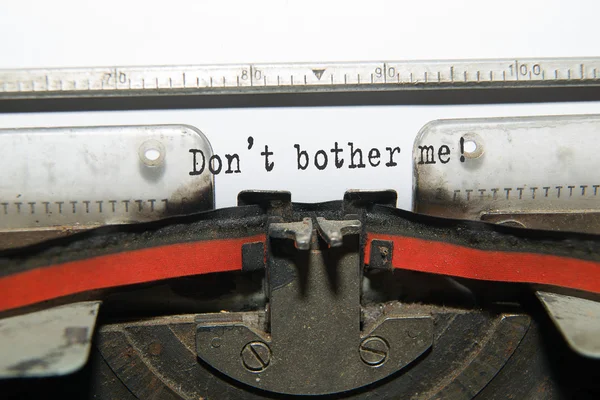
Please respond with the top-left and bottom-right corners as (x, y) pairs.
(1, 103), (600, 210)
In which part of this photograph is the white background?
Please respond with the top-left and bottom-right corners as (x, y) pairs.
(1, 0), (599, 209)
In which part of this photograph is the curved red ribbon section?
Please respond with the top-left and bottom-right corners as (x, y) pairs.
(365, 233), (600, 294)
(3, 232), (598, 313)
(0, 235), (265, 312)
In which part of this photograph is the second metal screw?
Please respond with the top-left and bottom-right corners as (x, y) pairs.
(359, 336), (389, 366)
(241, 341), (271, 372)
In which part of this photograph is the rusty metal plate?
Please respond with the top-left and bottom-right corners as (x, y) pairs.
(0, 125), (214, 248)
(0, 301), (101, 378)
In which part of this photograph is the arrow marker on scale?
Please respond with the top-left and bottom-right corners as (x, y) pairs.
(312, 69), (326, 80)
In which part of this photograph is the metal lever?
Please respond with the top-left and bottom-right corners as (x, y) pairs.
(316, 217), (361, 247)
(268, 217), (312, 250)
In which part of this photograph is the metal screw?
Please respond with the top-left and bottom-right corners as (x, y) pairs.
(241, 341), (271, 372)
(359, 336), (389, 366)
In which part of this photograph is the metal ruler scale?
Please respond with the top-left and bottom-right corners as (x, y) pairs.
(2, 58), (600, 99)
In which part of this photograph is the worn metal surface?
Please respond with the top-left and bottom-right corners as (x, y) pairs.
(413, 114), (600, 232)
(1, 58), (600, 100)
(196, 217), (432, 395)
(93, 309), (535, 399)
(0, 125), (214, 249)
(0, 301), (101, 378)
(536, 291), (600, 359)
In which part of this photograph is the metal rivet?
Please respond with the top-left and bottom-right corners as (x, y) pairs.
(379, 246), (389, 261)
(359, 336), (389, 366)
(241, 341), (271, 372)
(407, 330), (419, 339)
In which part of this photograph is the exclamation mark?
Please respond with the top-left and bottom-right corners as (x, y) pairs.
(459, 137), (465, 162)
